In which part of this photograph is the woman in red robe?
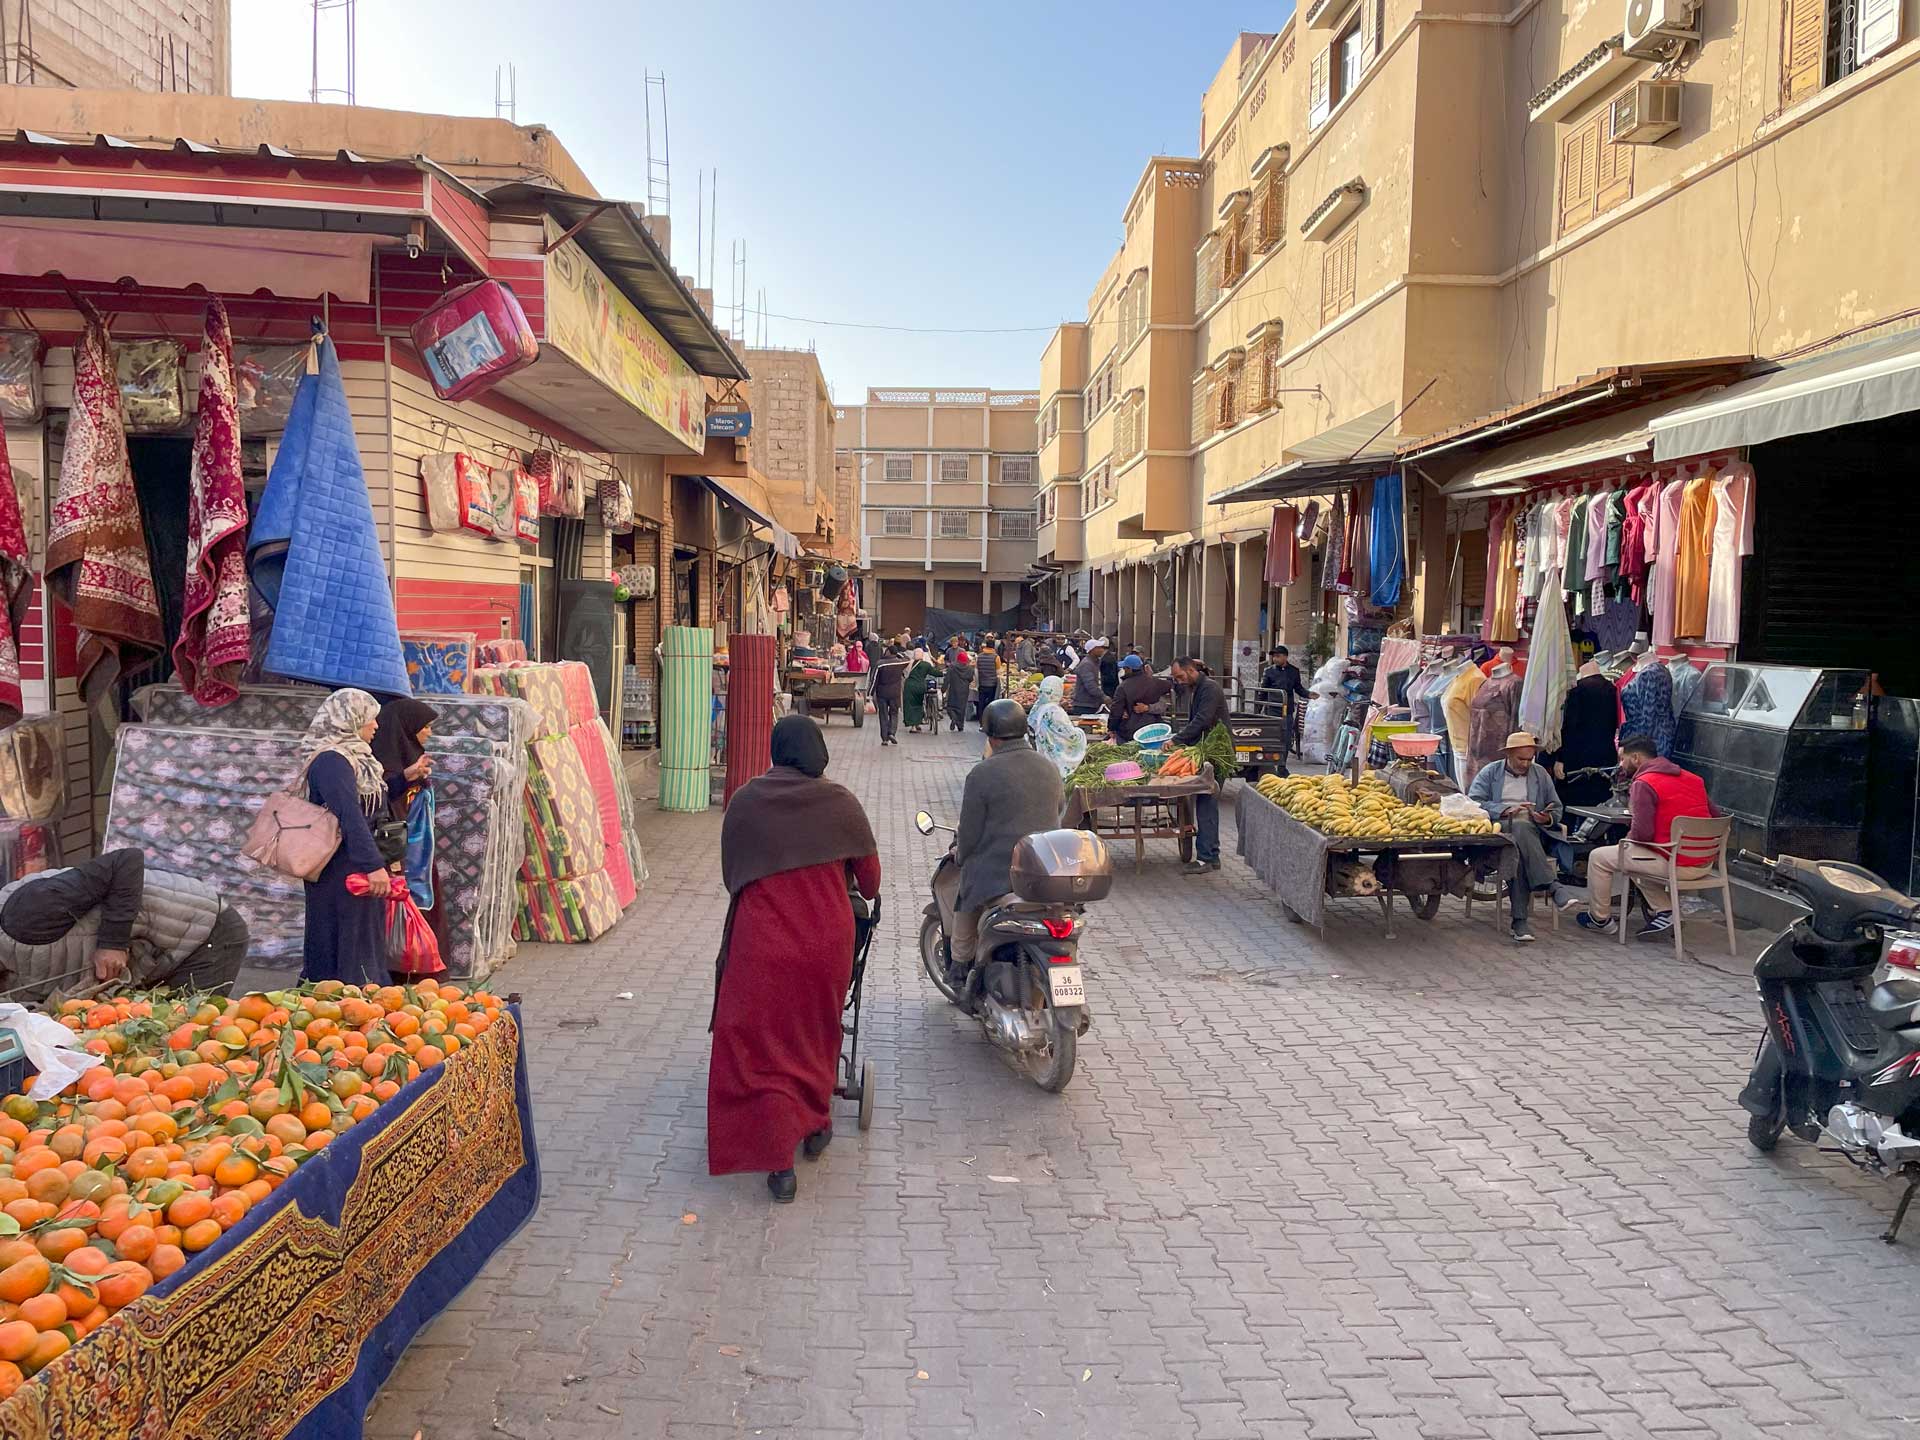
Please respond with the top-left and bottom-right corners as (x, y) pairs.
(710, 715), (880, 1202)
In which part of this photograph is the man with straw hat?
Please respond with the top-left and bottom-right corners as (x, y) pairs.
(1465, 730), (1565, 944)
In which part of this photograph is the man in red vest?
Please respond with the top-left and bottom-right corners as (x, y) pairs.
(1573, 733), (1719, 940)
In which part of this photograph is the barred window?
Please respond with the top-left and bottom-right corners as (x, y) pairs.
(1254, 162), (1288, 252)
(884, 454), (912, 482)
(939, 509), (970, 538)
(882, 509), (913, 536)
(998, 510), (1035, 540)
(1000, 456), (1033, 485)
(939, 456), (970, 484)
(1191, 371), (1213, 443)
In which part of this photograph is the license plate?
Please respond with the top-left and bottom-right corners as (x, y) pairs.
(1046, 965), (1086, 1006)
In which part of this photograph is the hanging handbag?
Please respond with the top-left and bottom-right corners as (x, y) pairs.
(243, 765), (341, 881)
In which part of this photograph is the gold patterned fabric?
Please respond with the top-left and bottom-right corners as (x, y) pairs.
(0, 1011), (537, 1440)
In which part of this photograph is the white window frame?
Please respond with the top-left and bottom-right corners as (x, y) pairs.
(881, 509), (913, 536)
(883, 454), (912, 482)
(939, 455), (970, 484)
(939, 509), (970, 538)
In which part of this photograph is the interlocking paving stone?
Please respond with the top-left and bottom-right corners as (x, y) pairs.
(367, 723), (1920, 1438)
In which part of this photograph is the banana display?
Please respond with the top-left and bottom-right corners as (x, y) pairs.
(1252, 771), (1498, 840)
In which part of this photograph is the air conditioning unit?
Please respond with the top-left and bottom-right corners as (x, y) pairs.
(1623, 0), (1700, 56)
(1609, 80), (1683, 143)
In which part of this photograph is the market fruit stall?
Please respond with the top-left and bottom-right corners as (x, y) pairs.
(1235, 772), (1510, 936)
(0, 981), (537, 1440)
(1059, 736), (1225, 870)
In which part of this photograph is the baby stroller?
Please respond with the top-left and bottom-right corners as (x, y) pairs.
(836, 890), (880, 1130)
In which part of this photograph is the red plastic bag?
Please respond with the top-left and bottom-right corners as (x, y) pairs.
(385, 889), (445, 977)
(410, 279), (538, 402)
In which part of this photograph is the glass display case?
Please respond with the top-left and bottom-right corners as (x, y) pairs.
(1673, 663), (1873, 863)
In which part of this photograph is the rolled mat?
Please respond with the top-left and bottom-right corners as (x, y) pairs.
(659, 625), (714, 812)
(724, 633), (777, 806)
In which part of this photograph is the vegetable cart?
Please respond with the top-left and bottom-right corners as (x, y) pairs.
(1234, 784), (1511, 938)
(787, 670), (865, 726)
(1062, 766), (1217, 871)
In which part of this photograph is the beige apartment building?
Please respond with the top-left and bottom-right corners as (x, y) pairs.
(836, 388), (1039, 637)
(1040, 0), (1920, 674)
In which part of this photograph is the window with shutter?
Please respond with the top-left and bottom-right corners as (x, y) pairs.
(1359, 0), (1379, 68)
(1255, 168), (1288, 252)
(1595, 123), (1633, 215)
(1222, 213), (1249, 287)
(1320, 227), (1358, 326)
(1194, 234), (1220, 313)
(1781, 0), (1827, 104)
(1243, 339), (1271, 415)
(1309, 49), (1331, 128)
(1858, 0), (1902, 63)
(1557, 118), (1598, 235)
(1191, 373), (1213, 443)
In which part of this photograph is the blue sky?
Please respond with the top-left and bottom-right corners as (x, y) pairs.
(233, 1), (1286, 401)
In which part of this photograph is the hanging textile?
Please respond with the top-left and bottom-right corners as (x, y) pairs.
(1705, 463), (1755, 645)
(1442, 662), (1486, 783)
(171, 299), (252, 707)
(46, 317), (163, 701)
(1367, 473), (1405, 607)
(1325, 494), (1348, 593)
(1582, 493), (1609, 587)
(1563, 500), (1589, 601)
(1518, 570), (1576, 750)
(1620, 658), (1676, 757)
(1648, 478), (1684, 647)
(1674, 472), (1717, 640)
(1554, 672), (1621, 805)
(1264, 505), (1299, 586)
(1488, 503), (1520, 644)
(1346, 488), (1369, 597)
(659, 625), (714, 812)
(1620, 479), (1656, 604)
(0, 426), (30, 725)
(1466, 667), (1522, 784)
(723, 633), (777, 806)
(1478, 501), (1505, 641)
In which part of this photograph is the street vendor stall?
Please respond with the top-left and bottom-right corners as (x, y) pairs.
(0, 982), (537, 1440)
(1236, 774), (1509, 938)
(1064, 766), (1216, 869)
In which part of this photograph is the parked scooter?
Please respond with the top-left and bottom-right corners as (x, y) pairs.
(914, 812), (1111, 1092)
(1738, 850), (1920, 1240)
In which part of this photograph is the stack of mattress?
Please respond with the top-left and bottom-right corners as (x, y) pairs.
(114, 684), (534, 978)
(469, 661), (643, 944)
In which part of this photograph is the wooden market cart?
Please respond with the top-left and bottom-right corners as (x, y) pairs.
(1233, 784), (1512, 938)
(1062, 766), (1217, 871)
(787, 669), (866, 726)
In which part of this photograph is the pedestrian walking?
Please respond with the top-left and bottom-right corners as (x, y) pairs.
(709, 716), (880, 1203)
(296, 687), (394, 986)
(902, 649), (936, 732)
(1171, 657), (1227, 874)
(945, 651), (975, 732)
(974, 638), (1000, 724)
(869, 644), (909, 745)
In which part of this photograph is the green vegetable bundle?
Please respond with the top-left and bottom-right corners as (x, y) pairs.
(1180, 723), (1237, 780)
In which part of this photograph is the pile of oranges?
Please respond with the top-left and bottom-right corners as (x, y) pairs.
(0, 979), (505, 1396)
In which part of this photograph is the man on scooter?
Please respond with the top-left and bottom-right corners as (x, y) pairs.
(935, 699), (1064, 980)
(1571, 733), (1719, 940)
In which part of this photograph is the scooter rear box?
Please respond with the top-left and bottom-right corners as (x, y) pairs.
(1011, 828), (1114, 903)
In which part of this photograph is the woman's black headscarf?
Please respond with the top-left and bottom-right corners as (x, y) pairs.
(372, 697), (438, 778)
(769, 713), (829, 777)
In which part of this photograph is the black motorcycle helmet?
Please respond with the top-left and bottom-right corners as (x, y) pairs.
(981, 697), (1029, 740)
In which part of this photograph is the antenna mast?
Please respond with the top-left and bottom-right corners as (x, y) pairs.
(310, 0), (357, 105)
(494, 63), (517, 122)
(643, 71), (671, 219)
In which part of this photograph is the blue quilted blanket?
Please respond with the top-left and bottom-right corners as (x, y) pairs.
(247, 334), (411, 697)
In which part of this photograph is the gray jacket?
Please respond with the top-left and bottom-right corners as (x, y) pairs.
(1466, 759), (1563, 826)
(1069, 654), (1106, 711)
(955, 743), (1065, 912)
(0, 866), (224, 995)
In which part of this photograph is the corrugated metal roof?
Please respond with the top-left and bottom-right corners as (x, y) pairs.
(485, 181), (747, 382)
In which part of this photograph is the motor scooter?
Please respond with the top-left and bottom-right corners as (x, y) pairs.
(914, 812), (1111, 1092)
(1737, 850), (1920, 1240)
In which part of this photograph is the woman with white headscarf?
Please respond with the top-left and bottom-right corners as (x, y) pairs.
(297, 687), (394, 986)
(1028, 675), (1087, 778)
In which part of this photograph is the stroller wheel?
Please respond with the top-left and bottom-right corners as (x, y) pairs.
(858, 1059), (875, 1131)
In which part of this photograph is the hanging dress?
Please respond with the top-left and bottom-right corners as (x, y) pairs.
(1650, 479), (1686, 648)
(1704, 464), (1755, 646)
(1674, 474), (1717, 640)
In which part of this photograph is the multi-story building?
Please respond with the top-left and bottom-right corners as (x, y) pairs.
(836, 388), (1039, 637)
(2, 0), (231, 95)
(741, 346), (839, 555)
(1041, 0), (1920, 676)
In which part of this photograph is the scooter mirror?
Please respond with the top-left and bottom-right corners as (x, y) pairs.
(913, 810), (935, 835)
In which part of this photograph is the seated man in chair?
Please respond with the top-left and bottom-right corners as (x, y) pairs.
(1467, 731), (1567, 945)
(1568, 734), (1719, 942)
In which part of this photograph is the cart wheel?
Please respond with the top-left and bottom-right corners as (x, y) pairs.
(858, 1059), (875, 1131)
(1410, 890), (1441, 921)
(851, 702), (866, 728)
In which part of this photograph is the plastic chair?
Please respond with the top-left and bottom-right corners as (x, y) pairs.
(1615, 815), (1737, 958)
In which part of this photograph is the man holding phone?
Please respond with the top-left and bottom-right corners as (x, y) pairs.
(1466, 731), (1565, 944)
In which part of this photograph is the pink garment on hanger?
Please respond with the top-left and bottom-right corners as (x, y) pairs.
(1649, 477), (1686, 648)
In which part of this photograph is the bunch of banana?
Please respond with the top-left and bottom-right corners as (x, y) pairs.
(1254, 768), (1498, 839)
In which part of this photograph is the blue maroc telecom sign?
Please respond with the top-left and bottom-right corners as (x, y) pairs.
(706, 411), (751, 438)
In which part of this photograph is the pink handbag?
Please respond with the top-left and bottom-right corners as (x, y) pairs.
(243, 772), (341, 881)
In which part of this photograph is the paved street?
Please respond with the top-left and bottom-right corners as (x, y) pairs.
(370, 727), (1920, 1440)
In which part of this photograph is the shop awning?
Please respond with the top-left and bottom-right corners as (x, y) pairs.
(1208, 403), (1399, 504)
(484, 181), (747, 381)
(1434, 392), (1709, 496)
(701, 474), (775, 532)
(1649, 328), (1920, 460)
